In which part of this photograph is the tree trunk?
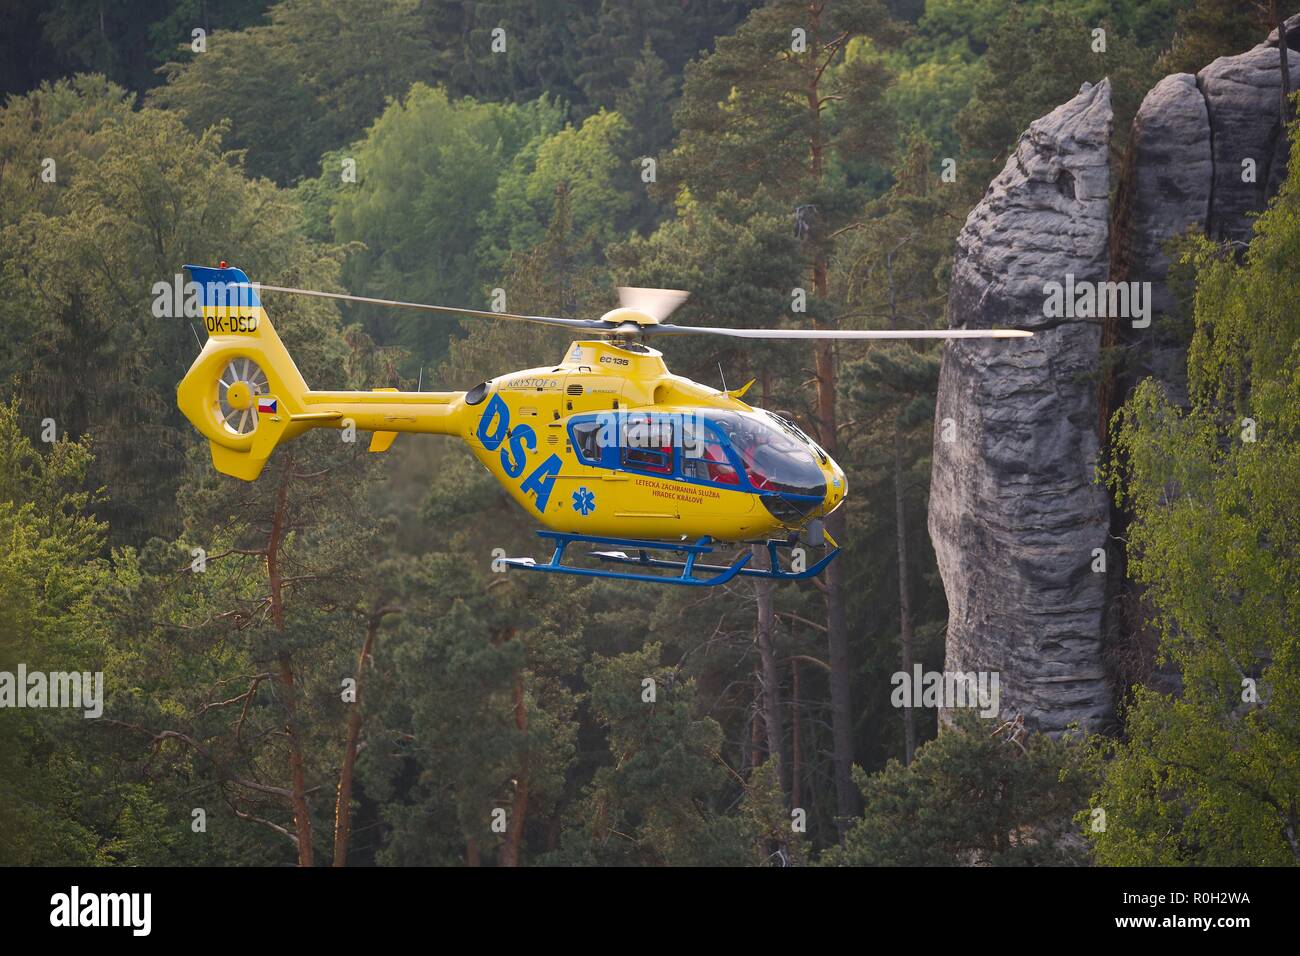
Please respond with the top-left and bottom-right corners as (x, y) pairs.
(894, 428), (917, 764)
(814, 255), (857, 838)
(753, 370), (784, 796)
(823, 512), (855, 839)
(277, 652), (314, 867)
(800, 7), (856, 842)
(499, 673), (529, 867)
(753, 543), (784, 795)
(333, 606), (399, 866)
(266, 456), (313, 867)
(791, 657), (803, 811)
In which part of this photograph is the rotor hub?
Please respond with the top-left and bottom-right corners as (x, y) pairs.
(226, 381), (253, 410)
(216, 357), (268, 437)
(598, 307), (659, 327)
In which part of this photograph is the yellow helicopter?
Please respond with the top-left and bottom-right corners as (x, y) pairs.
(177, 264), (1030, 586)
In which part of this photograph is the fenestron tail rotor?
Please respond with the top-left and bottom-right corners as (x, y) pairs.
(234, 282), (1032, 341)
(216, 357), (269, 436)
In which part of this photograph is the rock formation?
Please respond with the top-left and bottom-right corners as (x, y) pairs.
(1109, 73), (1212, 406)
(1201, 19), (1300, 243)
(929, 80), (1114, 735)
(931, 17), (1300, 735)
(1113, 15), (1300, 405)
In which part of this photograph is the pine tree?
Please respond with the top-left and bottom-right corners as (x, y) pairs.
(837, 131), (955, 764)
(668, 0), (905, 837)
(826, 712), (1093, 866)
(613, 41), (679, 234)
(1160, 0), (1280, 76)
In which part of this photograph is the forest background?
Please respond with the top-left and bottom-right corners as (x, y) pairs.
(1, 0), (1296, 866)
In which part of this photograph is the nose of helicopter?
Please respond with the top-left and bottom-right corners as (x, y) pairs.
(822, 455), (846, 516)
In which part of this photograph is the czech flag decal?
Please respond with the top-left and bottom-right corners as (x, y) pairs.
(256, 397), (278, 415)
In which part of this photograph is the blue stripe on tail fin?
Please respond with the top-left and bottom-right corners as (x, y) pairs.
(183, 264), (263, 310)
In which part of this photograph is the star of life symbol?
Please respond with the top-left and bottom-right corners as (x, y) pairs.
(572, 486), (595, 515)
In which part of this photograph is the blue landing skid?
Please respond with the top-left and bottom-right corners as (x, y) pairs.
(500, 531), (839, 587)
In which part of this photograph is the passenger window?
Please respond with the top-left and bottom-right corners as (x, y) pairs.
(621, 414), (673, 475)
(572, 420), (603, 464)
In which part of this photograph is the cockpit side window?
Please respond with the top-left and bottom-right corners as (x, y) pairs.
(680, 417), (740, 486)
(567, 411), (822, 496)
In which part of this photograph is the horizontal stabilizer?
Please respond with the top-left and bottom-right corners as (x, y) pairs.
(368, 431), (398, 453)
(368, 388), (400, 452)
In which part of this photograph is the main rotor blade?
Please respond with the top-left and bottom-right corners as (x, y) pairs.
(234, 283), (613, 332)
(643, 325), (1033, 339)
(232, 282), (1032, 341)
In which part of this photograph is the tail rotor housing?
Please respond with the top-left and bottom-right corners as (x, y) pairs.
(178, 265), (308, 480)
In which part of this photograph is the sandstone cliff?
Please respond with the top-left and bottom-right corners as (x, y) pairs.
(931, 17), (1300, 735)
(930, 80), (1114, 735)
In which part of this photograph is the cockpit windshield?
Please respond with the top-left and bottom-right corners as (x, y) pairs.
(568, 408), (827, 504)
(703, 410), (826, 497)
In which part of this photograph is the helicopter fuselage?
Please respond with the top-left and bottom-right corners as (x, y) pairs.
(453, 339), (846, 542)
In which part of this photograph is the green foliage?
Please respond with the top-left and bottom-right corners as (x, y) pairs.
(1160, 0), (1279, 76)
(1093, 121), (1300, 865)
(609, 189), (804, 388)
(304, 84), (563, 365)
(548, 642), (759, 866)
(831, 131), (961, 766)
(825, 713), (1095, 866)
(955, 5), (1162, 187)
(413, 0), (757, 135)
(0, 75), (135, 225)
(846, 346), (940, 429)
(416, 0), (592, 109)
(879, 45), (982, 162)
(668, 0), (902, 205)
(831, 130), (954, 330)
(0, 77), (342, 542)
(361, 556), (580, 865)
(0, 399), (127, 864)
(106, 337), (399, 865)
(918, 0), (1177, 55)
(4, 0), (270, 97)
(573, 1), (758, 110)
(477, 108), (635, 273)
(5, 0), (1294, 869)
(151, 0), (435, 183)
